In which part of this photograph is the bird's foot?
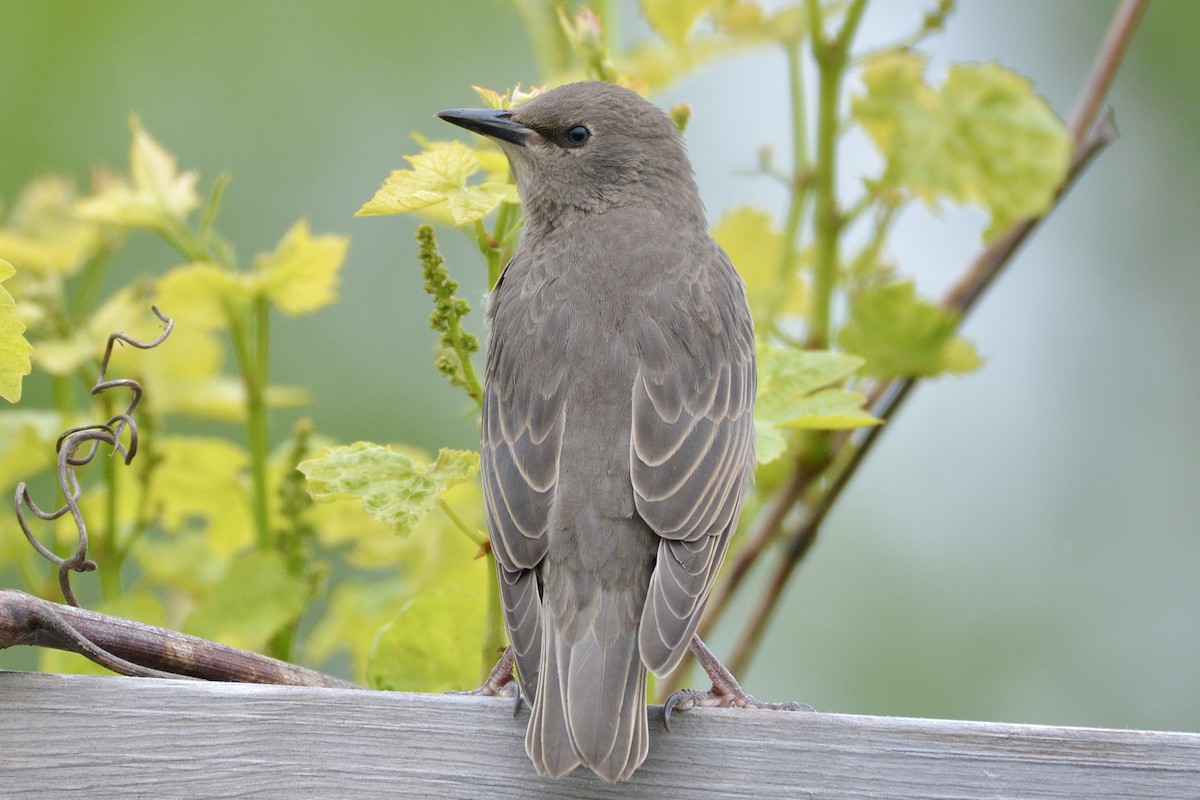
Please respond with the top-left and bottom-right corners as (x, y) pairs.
(450, 647), (520, 706)
(663, 635), (814, 730)
(663, 688), (814, 729)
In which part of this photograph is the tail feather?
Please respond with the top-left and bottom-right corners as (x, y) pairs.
(526, 633), (581, 778)
(525, 599), (649, 782)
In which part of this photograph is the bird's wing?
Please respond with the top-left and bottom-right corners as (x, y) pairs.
(631, 247), (756, 675)
(481, 263), (569, 695)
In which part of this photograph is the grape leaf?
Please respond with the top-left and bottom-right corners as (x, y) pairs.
(714, 206), (804, 325)
(304, 580), (409, 685)
(149, 435), (255, 556)
(0, 410), (61, 488)
(852, 51), (1071, 240)
(0, 260), (33, 402)
(838, 281), (982, 378)
(641, 0), (714, 48)
(256, 220), (348, 316)
(299, 443), (480, 536)
(185, 550), (308, 651)
(754, 345), (879, 464)
(0, 176), (102, 276)
(366, 570), (487, 693)
(75, 117), (200, 229)
(357, 140), (518, 225)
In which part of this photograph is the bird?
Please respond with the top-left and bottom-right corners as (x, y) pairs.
(439, 81), (757, 783)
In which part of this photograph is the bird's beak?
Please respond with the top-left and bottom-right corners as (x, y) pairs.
(436, 108), (533, 147)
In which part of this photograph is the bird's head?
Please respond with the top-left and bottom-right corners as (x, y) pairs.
(438, 81), (704, 232)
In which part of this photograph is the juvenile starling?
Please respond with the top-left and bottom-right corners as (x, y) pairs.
(440, 81), (756, 782)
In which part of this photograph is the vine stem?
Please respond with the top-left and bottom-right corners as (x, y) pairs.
(659, 0), (1145, 696)
(1069, 0), (1148, 148)
(724, 103), (1128, 681)
(763, 42), (811, 333)
(657, 0), (866, 701)
(482, 553), (506, 682)
(438, 499), (485, 547)
(229, 300), (272, 551)
(804, 0), (867, 350)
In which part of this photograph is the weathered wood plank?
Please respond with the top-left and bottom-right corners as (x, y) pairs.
(1, 671), (1197, 799)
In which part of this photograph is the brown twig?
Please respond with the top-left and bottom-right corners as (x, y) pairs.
(696, 456), (824, 639)
(722, 98), (1126, 678)
(0, 589), (360, 688)
(666, 0), (1143, 691)
(1069, 0), (1148, 148)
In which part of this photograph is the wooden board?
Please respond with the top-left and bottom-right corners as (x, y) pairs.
(1, 671), (1197, 799)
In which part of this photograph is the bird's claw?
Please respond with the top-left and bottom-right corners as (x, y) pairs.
(663, 686), (814, 732)
(448, 647), (520, 710)
(662, 634), (815, 731)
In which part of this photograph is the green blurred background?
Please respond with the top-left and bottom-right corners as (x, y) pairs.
(2, 1), (1197, 733)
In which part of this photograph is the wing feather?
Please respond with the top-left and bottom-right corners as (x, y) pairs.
(481, 259), (569, 696)
(632, 246), (755, 675)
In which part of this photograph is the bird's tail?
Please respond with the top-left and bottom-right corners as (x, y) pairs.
(525, 598), (650, 783)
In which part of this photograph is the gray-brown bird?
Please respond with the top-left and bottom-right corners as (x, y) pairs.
(439, 81), (756, 782)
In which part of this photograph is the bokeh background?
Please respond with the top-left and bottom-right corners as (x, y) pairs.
(2, 1), (1197, 733)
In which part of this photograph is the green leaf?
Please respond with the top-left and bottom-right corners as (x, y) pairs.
(75, 117), (200, 230)
(255, 220), (349, 316)
(0, 176), (103, 276)
(299, 443), (480, 536)
(713, 206), (804, 326)
(304, 580), (409, 685)
(852, 51), (1071, 240)
(0, 260), (33, 402)
(714, 2), (806, 45)
(156, 261), (249, 328)
(185, 550), (309, 651)
(357, 140), (518, 226)
(838, 281), (983, 378)
(149, 435), (255, 556)
(641, 0), (714, 48)
(754, 345), (879, 463)
(0, 410), (62, 489)
(367, 566), (487, 693)
(471, 83), (545, 110)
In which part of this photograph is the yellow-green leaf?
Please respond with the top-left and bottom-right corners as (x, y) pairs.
(129, 118), (201, 219)
(304, 580), (409, 685)
(255, 220), (348, 316)
(0, 176), (103, 276)
(357, 140), (518, 226)
(299, 443), (480, 536)
(838, 281), (983, 378)
(852, 51), (1071, 240)
(156, 377), (309, 422)
(714, 206), (804, 325)
(754, 345), (879, 463)
(715, 2), (806, 45)
(0, 260), (33, 402)
(185, 550), (308, 651)
(133, 530), (229, 599)
(0, 410), (62, 487)
(75, 118), (200, 229)
(641, 0), (714, 48)
(30, 331), (92, 376)
(777, 388), (881, 430)
(471, 83), (545, 110)
(77, 284), (221, 408)
(156, 261), (250, 329)
(149, 435), (255, 556)
(367, 564), (487, 692)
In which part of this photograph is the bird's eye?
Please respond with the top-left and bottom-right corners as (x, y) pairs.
(564, 125), (591, 147)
